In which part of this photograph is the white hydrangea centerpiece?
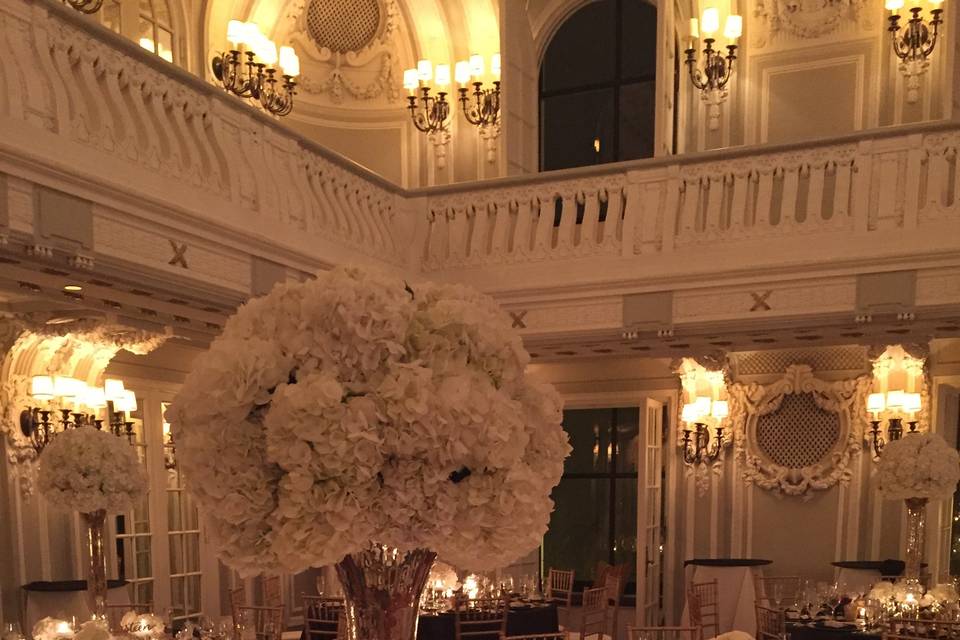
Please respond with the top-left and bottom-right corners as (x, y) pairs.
(878, 432), (960, 501)
(168, 267), (571, 576)
(37, 426), (147, 514)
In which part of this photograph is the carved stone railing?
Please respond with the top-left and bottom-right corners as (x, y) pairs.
(2, 0), (960, 303)
(0, 0), (408, 276)
(418, 125), (960, 275)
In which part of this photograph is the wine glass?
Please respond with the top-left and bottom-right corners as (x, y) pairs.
(827, 583), (842, 619)
(772, 583), (784, 610)
(2, 623), (25, 640)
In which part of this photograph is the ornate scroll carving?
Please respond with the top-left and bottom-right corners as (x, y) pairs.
(728, 364), (871, 498)
(0, 321), (167, 494)
(752, 0), (867, 46)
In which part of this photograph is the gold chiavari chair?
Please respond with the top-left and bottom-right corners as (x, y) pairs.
(602, 574), (622, 640)
(627, 626), (701, 640)
(569, 587), (610, 640)
(686, 580), (719, 640)
(594, 563), (612, 590)
(302, 595), (344, 640)
(236, 606), (284, 640)
(454, 596), (510, 640)
(263, 576), (283, 608)
(104, 603), (151, 632)
(755, 604), (785, 640)
(546, 569), (576, 609)
(756, 576), (802, 609)
(883, 619), (960, 640)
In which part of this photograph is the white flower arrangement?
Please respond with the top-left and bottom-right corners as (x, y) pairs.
(168, 267), (571, 576)
(878, 433), (960, 501)
(37, 426), (147, 514)
(428, 561), (461, 592)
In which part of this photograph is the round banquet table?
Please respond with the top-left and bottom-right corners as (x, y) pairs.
(300, 603), (558, 640)
(789, 621), (881, 640)
(831, 560), (906, 596)
(680, 559), (772, 638)
(418, 603), (558, 640)
(23, 580), (130, 632)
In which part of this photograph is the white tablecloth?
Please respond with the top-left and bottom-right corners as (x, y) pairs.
(24, 585), (130, 632)
(680, 564), (764, 638)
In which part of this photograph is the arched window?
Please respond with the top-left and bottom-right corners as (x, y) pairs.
(101, 0), (176, 63)
(540, 0), (658, 171)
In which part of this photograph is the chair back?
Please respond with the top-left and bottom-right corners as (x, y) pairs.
(603, 574), (622, 608)
(230, 586), (247, 636)
(263, 576), (283, 607)
(594, 562), (612, 589)
(686, 580), (719, 640)
(104, 603), (151, 633)
(628, 627), (701, 640)
(755, 604), (785, 640)
(454, 596), (509, 640)
(546, 569), (575, 607)
(236, 606), (284, 640)
(577, 587), (610, 640)
(882, 618), (960, 640)
(756, 576), (801, 608)
(302, 595), (344, 640)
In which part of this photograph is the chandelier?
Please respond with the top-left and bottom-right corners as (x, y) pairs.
(211, 21), (301, 117)
(866, 390), (922, 458)
(403, 53), (502, 167)
(885, 0), (944, 103)
(680, 397), (728, 465)
(21, 376), (138, 454)
(62, 0), (103, 14)
(684, 9), (742, 131)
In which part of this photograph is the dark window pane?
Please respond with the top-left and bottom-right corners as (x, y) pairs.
(619, 81), (656, 161)
(540, 0), (616, 93)
(614, 477), (638, 574)
(562, 409), (614, 474)
(615, 407), (641, 473)
(541, 89), (615, 171)
(543, 478), (610, 581)
(621, 0), (658, 80)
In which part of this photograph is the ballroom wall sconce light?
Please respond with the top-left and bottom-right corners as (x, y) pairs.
(885, 0), (944, 103)
(684, 9), (742, 131)
(20, 375), (139, 453)
(211, 20), (300, 117)
(867, 345), (926, 459)
(403, 53), (502, 167)
(680, 397), (728, 465)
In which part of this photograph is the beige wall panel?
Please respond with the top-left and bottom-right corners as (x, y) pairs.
(285, 120), (406, 186)
(761, 58), (862, 144)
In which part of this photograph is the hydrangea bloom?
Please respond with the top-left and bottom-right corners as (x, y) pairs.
(878, 432), (960, 501)
(37, 426), (147, 514)
(168, 267), (570, 575)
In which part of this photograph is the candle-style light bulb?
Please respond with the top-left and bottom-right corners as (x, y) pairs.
(279, 46), (300, 76)
(885, 0), (905, 10)
(701, 7), (720, 35)
(469, 53), (484, 78)
(417, 59), (433, 82)
(490, 52), (501, 78)
(454, 60), (471, 84)
(434, 63), (451, 87)
(723, 15), (743, 39)
(689, 17), (700, 39)
(403, 68), (419, 92)
(227, 20), (246, 47)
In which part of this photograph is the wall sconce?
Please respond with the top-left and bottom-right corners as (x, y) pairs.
(684, 9), (742, 131)
(404, 60), (453, 169)
(20, 375), (138, 453)
(681, 397), (728, 464)
(885, 0), (944, 103)
(866, 390), (922, 457)
(211, 20), (300, 117)
(867, 345), (927, 459)
(455, 53), (501, 163)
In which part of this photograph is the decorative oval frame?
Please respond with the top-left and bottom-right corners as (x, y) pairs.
(728, 364), (872, 498)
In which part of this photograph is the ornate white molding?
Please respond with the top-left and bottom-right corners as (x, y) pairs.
(751, 0), (868, 47)
(0, 321), (167, 494)
(728, 364), (872, 498)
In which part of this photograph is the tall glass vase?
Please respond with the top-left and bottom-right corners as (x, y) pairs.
(334, 546), (436, 640)
(82, 509), (108, 620)
(904, 497), (928, 581)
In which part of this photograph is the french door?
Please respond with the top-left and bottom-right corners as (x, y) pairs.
(636, 398), (665, 626)
(106, 388), (220, 624)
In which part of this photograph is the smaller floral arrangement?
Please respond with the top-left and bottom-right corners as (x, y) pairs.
(878, 433), (960, 501)
(868, 579), (960, 617)
(427, 561), (460, 592)
(37, 426), (147, 514)
(32, 618), (73, 640)
(74, 620), (110, 640)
